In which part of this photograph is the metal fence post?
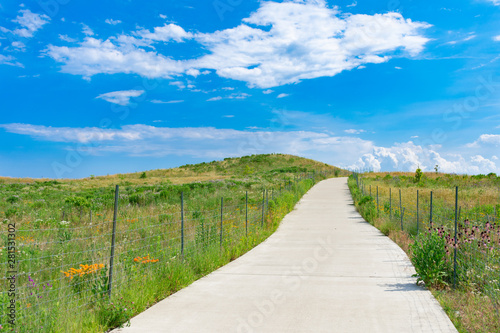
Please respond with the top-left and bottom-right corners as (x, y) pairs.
(401, 207), (405, 231)
(430, 191), (433, 227)
(389, 188), (392, 218)
(266, 189), (269, 210)
(370, 185), (372, 197)
(181, 192), (184, 256)
(261, 189), (265, 227)
(108, 185), (119, 298)
(220, 197), (224, 248)
(399, 188), (402, 214)
(376, 186), (379, 216)
(453, 186), (458, 288)
(416, 190), (419, 235)
(245, 191), (248, 237)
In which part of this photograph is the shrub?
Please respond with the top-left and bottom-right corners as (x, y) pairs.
(414, 167), (423, 183)
(6, 195), (19, 204)
(410, 230), (452, 288)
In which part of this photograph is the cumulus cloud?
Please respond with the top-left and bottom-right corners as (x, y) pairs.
(136, 23), (193, 42)
(277, 93), (290, 98)
(96, 90), (145, 106)
(45, 0), (430, 87)
(466, 134), (500, 148)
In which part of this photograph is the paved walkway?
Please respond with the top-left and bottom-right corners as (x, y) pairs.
(113, 178), (457, 333)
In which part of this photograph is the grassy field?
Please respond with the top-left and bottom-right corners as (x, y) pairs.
(349, 171), (500, 333)
(0, 153), (347, 332)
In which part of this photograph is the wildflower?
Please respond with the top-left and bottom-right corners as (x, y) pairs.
(60, 220), (70, 226)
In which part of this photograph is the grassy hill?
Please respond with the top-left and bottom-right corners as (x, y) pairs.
(0, 154), (347, 332)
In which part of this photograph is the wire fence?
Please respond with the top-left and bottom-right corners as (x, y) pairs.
(0, 170), (335, 332)
(353, 173), (500, 313)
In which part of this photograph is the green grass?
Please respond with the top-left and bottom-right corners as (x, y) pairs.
(0, 153), (347, 332)
(348, 172), (500, 333)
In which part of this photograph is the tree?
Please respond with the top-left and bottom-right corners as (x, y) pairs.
(415, 167), (423, 183)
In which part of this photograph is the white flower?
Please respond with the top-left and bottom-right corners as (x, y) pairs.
(60, 220), (70, 226)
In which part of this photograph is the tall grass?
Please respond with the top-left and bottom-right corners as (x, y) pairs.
(348, 172), (500, 333)
(0, 154), (343, 332)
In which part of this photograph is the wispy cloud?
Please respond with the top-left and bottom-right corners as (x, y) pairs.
(105, 19), (122, 25)
(12, 9), (50, 38)
(96, 90), (145, 106)
(2, 123), (498, 174)
(81, 23), (94, 36)
(277, 93), (290, 98)
(150, 99), (184, 104)
(207, 96), (222, 101)
(493, 35), (500, 41)
(344, 129), (366, 134)
(59, 34), (76, 43)
(0, 54), (23, 67)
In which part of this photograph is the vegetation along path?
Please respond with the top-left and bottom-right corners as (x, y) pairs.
(113, 177), (457, 333)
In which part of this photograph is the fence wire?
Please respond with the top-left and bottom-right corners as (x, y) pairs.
(354, 173), (500, 314)
(0, 171), (330, 331)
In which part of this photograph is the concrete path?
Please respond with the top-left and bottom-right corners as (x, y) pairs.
(113, 178), (457, 333)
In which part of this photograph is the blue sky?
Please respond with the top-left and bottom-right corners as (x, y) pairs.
(1, 0), (500, 178)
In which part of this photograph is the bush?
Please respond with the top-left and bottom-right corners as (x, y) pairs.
(410, 231), (452, 288)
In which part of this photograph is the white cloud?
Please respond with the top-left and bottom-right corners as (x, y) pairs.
(395, 66), (402, 69)
(11, 41), (25, 50)
(445, 33), (476, 45)
(59, 34), (76, 43)
(349, 141), (499, 174)
(96, 90), (145, 106)
(136, 23), (193, 42)
(0, 54), (23, 67)
(105, 19), (122, 25)
(207, 96), (222, 101)
(228, 92), (250, 99)
(193, 3), (430, 87)
(222, 87), (235, 90)
(1, 123), (499, 174)
(12, 9), (50, 38)
(223, 115), (235, 118)
(277, 93), (290, 98)
(263, 89), (274, 94)
(485, 0), (500, 5)
(344, 129), (366, 134)
(466, 134), (500, 147)
(45, 1), (430, 88)
(81, 24), (94, 36)
(45, 37), (186, 78)
(493, 35), (500, 41)
(151, 99), (184, 104)
(347, 1), (357, 7)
